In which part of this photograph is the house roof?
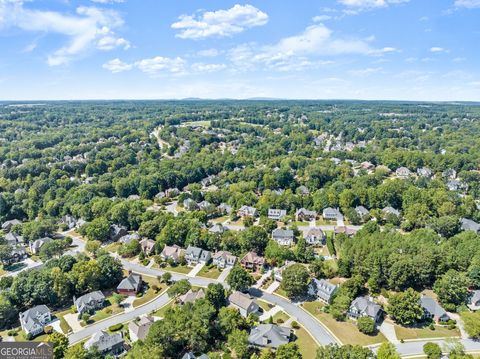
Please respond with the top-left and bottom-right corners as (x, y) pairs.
(20, 305), (50, 332)
(161, 245), (182, 258)
(75, 291), (105, 308)
(213, 251), (236, 262)
(117, 274), (142, 291)
(310, 279), (337, 297)
(241, 252), (265, 265)
(248, 324), (291, 348)
(84, 331), (124, 352)
(355, 206), (369, 216)
(209, 224), (226, 233)
(383, 207), (400, 216)
(186, 246), (203, 257)
(128, 316), (154, 340)
(229, 291), (256, 311)
(469, 290), (480, 305)
(460, 218), (480, 233)
(295, 208), (316, 217)
(272, 228), (294, 239)
(304, 227), (325, 238)
(420, 297), (448, 319)
(350, 297), (382, 319)
(179, 289), (205, 304)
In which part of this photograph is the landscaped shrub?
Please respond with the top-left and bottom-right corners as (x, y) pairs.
(44, 325), (53, 334)
(357, 317), (376, 335)
(108, 323), (123, 332)
(291, 321), (300, 329)
(277, 318), (284, 324)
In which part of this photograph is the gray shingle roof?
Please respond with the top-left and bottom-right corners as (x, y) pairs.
(117, 273), (142, 291)
(248, 324), (291, 349)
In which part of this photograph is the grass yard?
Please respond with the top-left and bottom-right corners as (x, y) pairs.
(261, 277), (273, 290)
(16, 331), (50, 342)
(133, 276), (167, 308)
(163, 264), (192, 274)
(55, 308), (74, 334)
(315, 246), (331, 257)
(210, 216), (229, 224)
(394, 324), (461, 340)
(84, 295), (124, 325)
(295, 327), (318, 359)
(0, 266), (6, 276)
(272, 311), (290, 324)
(152, 300), (175, 318)
(274, 287), (288, 298)
(197, 265), (222, 279)
(183, 120), (211, 127)
(257, 299), (274, 312)
(302, 301), (387, 346)
(104, 242), (122, 253)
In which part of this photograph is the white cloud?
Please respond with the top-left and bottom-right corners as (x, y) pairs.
(171, 4), (268, 40)
(197, 48), (220, 57)
(430, 47), (448, 53)
(91, 0), (124, 3)
(0, 0), (129, 66)
(191, 63), (227, 72)
(338, 0), (409, 8)
(102, 58), (132, 73)
(135, 56), (186, 76)
(454, 0), (480, 8)
(349, 67), (383, 76)
(312, 15), (332, 22)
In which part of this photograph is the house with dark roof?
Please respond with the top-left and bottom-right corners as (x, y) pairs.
(19, 305), (51, 336)
(29, 237), (53, 255)
(74, 291), (105, 316)
(271, 228), (295, 246)
(217, 203), (233, 215)
(2, 246), (27, 266)
(303, 227), (325, 246)
(228, 291), (260, 317)
(268, 209), (287, 221)
(117, 273), (142, 296)
(212, 251), (237, 269)
(1, 219), (22, 232)
(333, 226), (357, 237)
(109, 224), (128, 242)
(348, 296), (383, 322)
(308, 279), (338, 304)
(240, 252), (265, 272)
(5, 232), (24, 246)
(420, 296), (450, 323)
(185, 246), (211, 266)
(84, 331), (124, 355)
(128, 316), (154, 342)
(209, 223), (227, 234)
(295, 208), (317, 222)
(248, 324), (291, 349)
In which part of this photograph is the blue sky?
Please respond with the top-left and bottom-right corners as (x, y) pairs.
(0, 0), (479, 100)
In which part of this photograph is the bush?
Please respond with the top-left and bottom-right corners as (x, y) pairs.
(423, 342), (442, 359)
(7, 330), (18, 336)
(429, 323), (435, 330)
(357, 317), (376, 335)
(291, 321), (300, 329)
(44, 325), (53, 334)
(108, 323), (123, 332)
(105, 308), (112, 314)
(25, 333), (33, 340)
(277, 318), (284, 324)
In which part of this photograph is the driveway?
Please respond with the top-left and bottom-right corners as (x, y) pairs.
(63, 312), (83, 333)
(187, 262), (205, 277)
(6, 258), (43, 277)
(217, 267), (232, 283)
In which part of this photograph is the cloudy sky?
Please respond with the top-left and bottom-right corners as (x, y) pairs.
(0, 0), (479, 101)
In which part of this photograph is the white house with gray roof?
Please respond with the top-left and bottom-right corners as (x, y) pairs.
(74, 291), (105, 316)
(84, 331), (124, 355)
(468, 290), (480, 311)
(248, 324), (291, 349)
(30, 237), (53, 255)
(348, 296), (383, 322)
(185, 246), (211, 266)
(308, 279), (338, 304)
(420, 296), (450, 323)
(271, 228), (295, 246)
(128, 316), (154, 342)
(322, 207), (343, 220)
(212, 251), (237, 269)
(228, 291), (260, 317)
(20, 305), (51, 336)
(303, 227), (325, 246)
(268, 209), (287, 221)
(460, 218), (480, 234)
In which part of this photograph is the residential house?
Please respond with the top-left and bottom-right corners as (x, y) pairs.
(165, 188), (180, 198)
(303, 227), (325, 246)
(467, 290), (480, 311)
(212, 251), (237, 269)
(185, 246), (211, 266)
(271, 228), (295, 246)
(447, 180), (467, 192)
(383, 206), (400, 217)
(30, 237), (53, 254)
(443, 169), (457, 180)
(322, 207), (343, 221)
(417, 167), (433, 178)
(273, 261), (295, 282)
(74, 291), (105, 316)
(217, 203), (233, 215)
(109, 224), (127, 242)
(460, 218), (480, 234)
(2, 246), (27, 266)
(295, 208), (317, 222)
(240, 252), (265, 272)
(360, 161), (375, 171)
(183, 198), (198, 211)
(139, 238), (156, 255)
(20, 305), (51, 337)
(178, 289), (205, 305)
(248, 324), (291, 349)
(60, 215), (77, 229)
(420, 296), (450, 323)
(198, 201), (214, 212)
(228, 291), (260, 317)
(297, 185), (310, 195)
(5, 232), (24, 246)
(182, 353), (209, 359)
(128, 316), (154, 342)
(355, 206), (369, 219)
(160, 245), (183, 263)
(237, 205), (258, 218)
(396, 167), (412, 179)
(84, 331), (124, 356)
(308, 279), (338, 304)
(117, 273), (142, 296)
(209, 224), (227, 234)
(333, 226), (357, 237)
(268, 209), (287, 221)
(154, 191), (165, 199)
(1, 219), (21, 232)
(119, 233), (140, 245)
(348, 296), (383, 322)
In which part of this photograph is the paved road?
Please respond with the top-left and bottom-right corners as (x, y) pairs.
(69, 292), (171, 344)
(392, 338), (480, 357)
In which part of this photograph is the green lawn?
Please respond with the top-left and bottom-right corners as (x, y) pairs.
(274, 287), (288, 298)
(302, 301), (387, 346)
(163, 264), (192, 274)
(272, 311), (290, 324)
(104, 242), (122, 253)
(260, 277), (273, 290)
(83, 296), (124, 326)
(152, 300), (175, 318)
(197, 265), (221, 279)
(55, 308), (74, 334)
(394, 324), (461, 340)
(133, 277), (167, 308)
(16, 331), (50, 342)
(295, 327), (318, 359)
(257, 299), (274, 312)
(183, 120), (211, 127)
